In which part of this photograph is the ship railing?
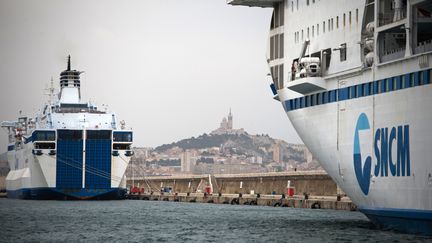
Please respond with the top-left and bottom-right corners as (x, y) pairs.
(380, 47), (406, 62)
(415, 39), (432, 54)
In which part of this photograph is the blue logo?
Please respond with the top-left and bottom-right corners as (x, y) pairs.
(353, 113), (411, 195)
(353, 113), (372, 195)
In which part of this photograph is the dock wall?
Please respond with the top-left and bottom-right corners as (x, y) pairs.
(128, 171), (338, 196)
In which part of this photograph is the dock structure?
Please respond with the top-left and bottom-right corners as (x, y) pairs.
(127, 192), (356, 211)
(127, 171), (356, 211)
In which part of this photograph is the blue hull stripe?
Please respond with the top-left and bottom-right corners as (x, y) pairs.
(6, 187), (127, 200)
(283, 69), (432, 112)
(359, 207), (432, 235)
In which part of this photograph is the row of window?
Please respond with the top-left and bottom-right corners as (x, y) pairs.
(294, 9), (359, 43)
(284, 69), (432, 112)
(291, 0), (318, 11)
(270, 33), (284, 61)
(36, 130), (133, 142)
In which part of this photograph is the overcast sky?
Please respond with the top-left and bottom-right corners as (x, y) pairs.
(0, 0), (302, 152)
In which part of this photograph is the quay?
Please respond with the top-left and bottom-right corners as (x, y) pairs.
(127, 171), (357, 211)
(127, 192), (356, 211)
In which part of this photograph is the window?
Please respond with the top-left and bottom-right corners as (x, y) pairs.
(356, 9), (359, 23)
(279, 64), (284, 86)
(343, 13), (346, 27)
(307, 0), (309, 5)
(317, 24), (319, 35)
(392, 77), (397, 90)
(87, 130), (111, 140)
(113, 132), (133, 142)
(419, 71), (424, 85)
(292, 1), (294, 12)
(328, 19), (330, 32)
(410, 73), (415, 87)
(349, 11), (352, 25)
(336, 16), (339, 28)
(323, 21), (326, 33)
(57, 130), (82, 141)
(317, 93), (321, 105)
(331, 18), (334, 30)
(307, 27), (310, 38)
(270, 36), (274, 60)
(340, 43), (347, 61)
(33, 131), (56, 141)
(279, 34), (284, 57)
(297, 0), (298, 10)
(357, 85), (363, 97)
(312, 26), (314, 37)
(323, 92), (329, 103)
(302, 29), (304, 40)
(271, 2), (284, 29)
(402, 75), (407, 88)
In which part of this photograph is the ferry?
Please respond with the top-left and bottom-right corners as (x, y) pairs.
(1, 56), (133, 200)
(228, 0), (432, 234)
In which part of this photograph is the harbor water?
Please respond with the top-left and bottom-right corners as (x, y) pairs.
(0, 199), (430, 242)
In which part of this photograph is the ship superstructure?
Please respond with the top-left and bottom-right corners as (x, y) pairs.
(228, 0), (432, 234)
(1, 56), (133, 199)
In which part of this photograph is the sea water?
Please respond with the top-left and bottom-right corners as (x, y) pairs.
(0, 199), (430, 242)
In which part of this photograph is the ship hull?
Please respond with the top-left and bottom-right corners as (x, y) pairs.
(6, 187), (127, 200)
(278, 68), (432, 234)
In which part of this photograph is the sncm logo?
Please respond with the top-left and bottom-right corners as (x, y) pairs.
(353, 113), (411, 195)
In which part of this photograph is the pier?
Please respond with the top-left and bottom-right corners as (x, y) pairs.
(127, 171), (356, 211)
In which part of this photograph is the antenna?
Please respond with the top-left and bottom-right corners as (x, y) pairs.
(67, 55), (71, 71)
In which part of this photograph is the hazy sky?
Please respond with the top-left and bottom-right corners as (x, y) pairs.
(0, 0), (301, 152)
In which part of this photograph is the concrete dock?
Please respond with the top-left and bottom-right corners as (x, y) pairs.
(127, 171), (356, 211)
(127, 192), (356, 211)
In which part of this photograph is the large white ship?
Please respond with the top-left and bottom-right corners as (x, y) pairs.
(228, 0), (432, 234)
(1, 56), (133, 200)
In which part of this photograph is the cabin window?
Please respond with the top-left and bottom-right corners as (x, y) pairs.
(317, 24), (319, 35)
(306, 0), (309, 6)
(323, 21), (325, 33)
(331, 18), (334, 31)
(87, 130), (111, 140)
(312, 26), (314, 37)
(336, 16), (339, 28)
(113, 132), (133, 142)
(291, 1), (294, 12)
(33, 131), (56, 141)
(328, 19), (330, 32)
(57, 130), (82, 141)
(307, 27), (310, 38)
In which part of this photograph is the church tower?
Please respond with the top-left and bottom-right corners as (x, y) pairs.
(227, 108), (233, 130)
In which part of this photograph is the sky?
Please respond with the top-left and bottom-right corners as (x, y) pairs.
(0, 0), (302, 152)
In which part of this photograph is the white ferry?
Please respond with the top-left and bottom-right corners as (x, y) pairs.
(228, 0), (432, 234)
(1, 56), (133, 199)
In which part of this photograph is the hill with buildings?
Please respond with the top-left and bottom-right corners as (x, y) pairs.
(130, 110), (322, 176)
